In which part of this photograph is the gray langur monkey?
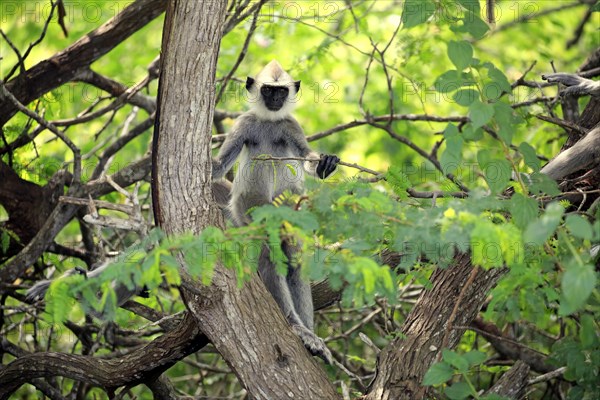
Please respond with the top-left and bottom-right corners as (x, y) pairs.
(212, 60), (339, 363)
(212, 60), (339, 226)
(539, 73), (600, 180)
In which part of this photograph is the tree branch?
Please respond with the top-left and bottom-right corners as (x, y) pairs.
(0, 0), (166, 127)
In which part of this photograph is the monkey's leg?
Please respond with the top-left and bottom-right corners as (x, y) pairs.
(282, 239), (314, 331)
(258, 245), (305, 327)
(258, 245), (333, 364)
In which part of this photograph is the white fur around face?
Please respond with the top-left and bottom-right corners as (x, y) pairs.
(247, 60), (300, 121)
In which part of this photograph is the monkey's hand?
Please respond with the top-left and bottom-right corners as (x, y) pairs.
(542, 73), (600, 97)
(291, 323), (333, 364)
(316, 154), (340, 179)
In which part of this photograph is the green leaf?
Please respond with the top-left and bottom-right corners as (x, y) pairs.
(445, 381), (474, 400)
(527, 172), (560, 196)
(469, 100), (495, 129)
(442, 349), (469, 372)
(45, 279), (75, 324)
(462, 124), (483, 141)
(519, 142), (541, 172)
(493, 102), (517, 144)
(363, 267), (375, 294)
(423, 362), (454, 386)
(459, 13), (489, 39)
(510, 193), (538, 229)
(565, 215), (593, 240)
(448, 40), (473, 71)
(0, 230), (9, 253)
(453, 88), (479, 106)
(566, 386), (585, 400)
(98, 284), (118, 320)
(560, 263), (596, 315)
(523, 202), (564, 245)
(441, 124), (463, 174)
(487, 66), (512, 94)
(434, 70), (462, 93)
(141, 256), (162, 287)
(477, 149), (511, 194)
(579, 314), (599, 348)
(401, 0), (435, 28)
(463, 350), (487, 366)
(471, 220), (503, 269)
(457, 0), (481, 14)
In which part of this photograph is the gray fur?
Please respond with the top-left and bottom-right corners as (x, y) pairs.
(213, 114), (316, 226)
(212, 61), (336, 363)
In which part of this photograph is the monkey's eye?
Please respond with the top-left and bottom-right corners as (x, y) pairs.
(261, 86), (273, 96)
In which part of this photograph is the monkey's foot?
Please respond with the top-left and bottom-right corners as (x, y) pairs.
(291, 324), (333, 364)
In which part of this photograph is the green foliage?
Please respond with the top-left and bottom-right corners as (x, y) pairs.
(401, 0), (435, 29)
(447, 40), (474, 71)
(386, 165), (411, 198)
(509, 193), (539, 229)
(518, 142), (541, 173)
(477, 148), (511, 193)
(424, 350), (497, 399)
(560, 261), (596, 316)
(423, 361), (455, 385)
(45, 274), (85, 324)
(5, 1), (600, 398)
(441, 124), (464, 174)
(523, 202), (564, 245)
(469, 100), (495, 130)
(550, 328), (600, 400)
(0, 228), (15, 253)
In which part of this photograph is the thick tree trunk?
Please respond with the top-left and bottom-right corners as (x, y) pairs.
(365, 254), (506, 400)
(152, 1), (338, 399)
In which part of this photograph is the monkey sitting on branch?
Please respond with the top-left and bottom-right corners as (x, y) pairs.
(212, 60), (339, 363)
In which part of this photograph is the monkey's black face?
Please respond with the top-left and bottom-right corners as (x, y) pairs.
(260, 85), (289, 111)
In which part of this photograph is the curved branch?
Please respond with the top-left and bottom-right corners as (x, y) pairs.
(0, 314), (207, 399)
(307, 114), (467, 142)
(0, 0), (167, 127)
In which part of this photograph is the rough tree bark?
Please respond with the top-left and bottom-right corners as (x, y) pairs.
(151, 1), (339, 399)
(485, 361), (530, 399)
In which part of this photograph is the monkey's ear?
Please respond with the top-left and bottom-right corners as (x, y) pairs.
(246, 77), (255, 92)
(294, 80), (301, 93)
